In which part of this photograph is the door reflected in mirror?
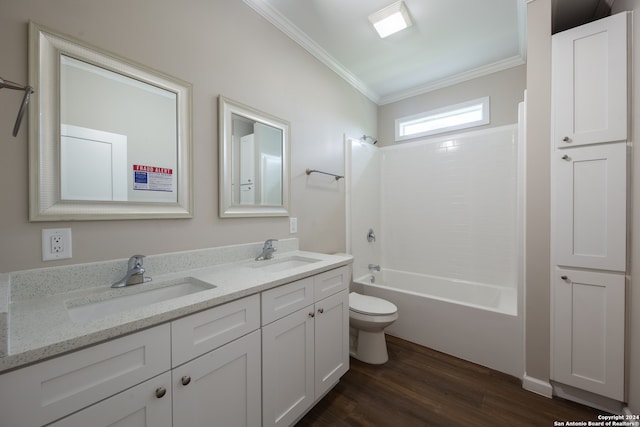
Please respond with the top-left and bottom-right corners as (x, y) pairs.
(219, 97), (290, 217)
(231, 113), (283, 206)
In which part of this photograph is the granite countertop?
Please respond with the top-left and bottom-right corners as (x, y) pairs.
(0, 243), (352, 374)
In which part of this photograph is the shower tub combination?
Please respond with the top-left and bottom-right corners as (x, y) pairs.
(353, 269), (523, 378)
(347, 120), (525, 378)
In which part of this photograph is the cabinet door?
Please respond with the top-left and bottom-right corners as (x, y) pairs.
(314, 290), (349, 398)
(173, 330), (261, 427)
(552, 269), (625, 400)
(552, 12), (628, 148)
(262, 306), (314, 427)
(48, 372), (172, 427)
(554, 143), (626, 271)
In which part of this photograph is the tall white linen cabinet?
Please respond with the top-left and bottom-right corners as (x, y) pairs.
(550, 11), (631, 410)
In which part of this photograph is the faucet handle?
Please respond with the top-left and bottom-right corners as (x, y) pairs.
(264, 239), (278, 248)
(127, 254), (146, 268)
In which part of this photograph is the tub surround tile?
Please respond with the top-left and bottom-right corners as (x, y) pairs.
(0, 239), (352, 373)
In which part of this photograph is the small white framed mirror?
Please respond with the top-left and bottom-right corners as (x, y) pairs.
(219, 96), (290, 217)
(28, 22), (193, 221)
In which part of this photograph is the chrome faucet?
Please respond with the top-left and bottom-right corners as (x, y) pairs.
(368, 264), (381, 272)
(112, 255), (152, 288)
(256, 239), (278, 261)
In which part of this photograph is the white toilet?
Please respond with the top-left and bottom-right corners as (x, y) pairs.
(349, 292), (398, 364)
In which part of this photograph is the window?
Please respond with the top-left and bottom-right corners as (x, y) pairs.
(395, 97), (490, 141)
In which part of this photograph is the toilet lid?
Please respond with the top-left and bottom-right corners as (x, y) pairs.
(349, 292), (397, 315)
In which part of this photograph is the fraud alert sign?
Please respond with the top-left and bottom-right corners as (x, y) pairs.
(133, 164), (173, 192)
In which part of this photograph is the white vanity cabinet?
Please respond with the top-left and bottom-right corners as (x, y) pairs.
(262, 266), (350, 427)
(0, 262), (352, 427)
(0, 295), (261, 427)
(552, 12), (628, 148)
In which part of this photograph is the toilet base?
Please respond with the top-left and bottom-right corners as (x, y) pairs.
(350, 329), (389, 364)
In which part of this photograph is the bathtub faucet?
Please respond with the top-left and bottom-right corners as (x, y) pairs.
(368, 264), (380, 272)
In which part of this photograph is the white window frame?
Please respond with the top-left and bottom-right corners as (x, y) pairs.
(395, 96), (490, 141)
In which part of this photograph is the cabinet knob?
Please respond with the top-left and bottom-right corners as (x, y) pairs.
(155, 387), (167, 398)
(562, 136), (570, 142)
(308, 312), (315, 318)
(317, 308), (324, 314)
(561, 154), (570, 160)
(181, 375), (191, 386)
(561, 275), (568, 281)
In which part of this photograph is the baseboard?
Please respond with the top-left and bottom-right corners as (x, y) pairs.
(522, 375), (553, 398)
(552, 382), (625, 414)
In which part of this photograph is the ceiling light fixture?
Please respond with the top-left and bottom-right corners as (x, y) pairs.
(368, 1), (412, 38)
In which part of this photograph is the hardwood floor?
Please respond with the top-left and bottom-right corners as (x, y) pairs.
(297, 335), (606, 427)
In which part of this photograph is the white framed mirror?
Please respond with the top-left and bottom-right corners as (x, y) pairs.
(28, 22), (193, 221)
(219, 96), (290, 217)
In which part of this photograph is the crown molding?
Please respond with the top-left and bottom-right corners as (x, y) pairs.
(242, 0), (380, 104)
(378, 55), (526, 105)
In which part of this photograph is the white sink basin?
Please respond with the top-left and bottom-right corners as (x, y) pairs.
(66, 277), (215, 322)
(251, 256), (321, 273)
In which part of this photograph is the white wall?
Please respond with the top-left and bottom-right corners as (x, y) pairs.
(0, 0), (377, 273)
(524, 0), (553, 391)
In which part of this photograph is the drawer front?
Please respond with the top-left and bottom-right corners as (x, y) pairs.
(171, 294), (260, 367)
(314, 266), (350, 301)
(48, 371), (172, 427)
(0, 323), (170, 427)
(261, 277), (314, 325)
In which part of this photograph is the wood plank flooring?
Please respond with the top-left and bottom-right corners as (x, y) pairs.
(297, 335), (606, 427)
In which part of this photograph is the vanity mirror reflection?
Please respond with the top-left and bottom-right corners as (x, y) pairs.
(28, 22), (193, 221)
(219, 96), (290, 217)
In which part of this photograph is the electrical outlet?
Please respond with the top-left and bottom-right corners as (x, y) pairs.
(289, 217), (298, 234)
(42, 228), (72, 261)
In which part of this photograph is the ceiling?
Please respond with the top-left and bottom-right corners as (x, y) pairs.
(243, 0), (608, 105)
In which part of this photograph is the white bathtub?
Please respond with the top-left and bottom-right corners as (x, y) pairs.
(354, 269), (523, 378)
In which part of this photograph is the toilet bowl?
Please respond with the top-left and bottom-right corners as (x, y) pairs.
(349, 292), (398, 364)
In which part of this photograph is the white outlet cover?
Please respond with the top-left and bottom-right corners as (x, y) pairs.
(289, 217), (298, 234)
(42, 228), (73, 261)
